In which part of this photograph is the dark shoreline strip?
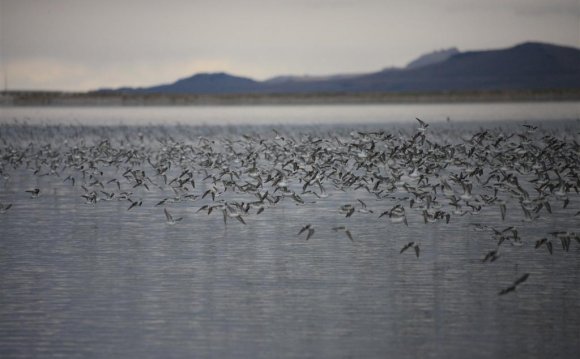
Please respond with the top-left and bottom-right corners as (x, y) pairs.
(2, 89), (580, 106)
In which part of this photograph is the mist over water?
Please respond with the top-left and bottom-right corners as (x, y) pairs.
(0, 103), (579, 358)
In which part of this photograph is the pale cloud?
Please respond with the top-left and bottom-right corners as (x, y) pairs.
(5, 59), (89, 91)
(4, 57), (256, 91)
(444, 0), (580, 16)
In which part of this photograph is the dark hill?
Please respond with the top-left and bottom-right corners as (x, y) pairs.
(131, 72), (261, 94)
(342, 42), (580, 92)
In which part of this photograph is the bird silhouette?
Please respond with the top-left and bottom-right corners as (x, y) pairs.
(164, 208), (183, 224)
(499, 273), (530, 296)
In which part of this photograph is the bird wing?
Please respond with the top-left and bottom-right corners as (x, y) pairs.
(400, 242), (414, 254)
(298, 224), (310, 235)
(498, 285), (516, 296)
(514, 273), (530, 286)
(164, 208), (173, 222)
(345, 230), (353, 241)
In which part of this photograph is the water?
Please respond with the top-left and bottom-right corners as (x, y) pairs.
(0, 103), (579, 358)
(1, 101), (579, 126)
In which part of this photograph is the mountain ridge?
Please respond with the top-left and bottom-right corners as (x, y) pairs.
(99, 41), (580, 94)
(405, 47), (459, 69)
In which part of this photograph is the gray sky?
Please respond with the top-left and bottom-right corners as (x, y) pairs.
(1, 0), (579, 91)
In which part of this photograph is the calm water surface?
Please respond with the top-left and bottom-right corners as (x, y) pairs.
(1, 101), (579, 126)
(0, 103), (579, 358)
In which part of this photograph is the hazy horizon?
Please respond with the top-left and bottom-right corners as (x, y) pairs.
(1, 0), (579, 92)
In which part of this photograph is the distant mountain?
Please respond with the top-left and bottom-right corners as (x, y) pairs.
(339, 42), (580, 92)
(406, 48), (459, 69)
(137, 72), (261, 94)
(102, 42), (580, 94)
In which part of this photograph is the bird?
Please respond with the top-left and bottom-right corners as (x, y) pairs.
(381, 204), (408, 226)
(345, 206), (355, 218)
(0, 202), (12, 213)
(522, 124), (537, 133)
(400, 242), (420, 257)
(298, 224), (311, 236)
(156, 198), (168, 206)
(514, 273), (530, 286)
(127, 200), (142, 211)
(164, 208), (183, 224)
(535, 238), (552, 254)
(25, 188), (40, 198)
(498, 273), (530, 296)
(416, 118), (429, 132)
(306, 227), (315, 240)
(227, 212), (246, 225)
(332, 226), (353, 241)
(499, 203), (507, 221)
(100, 191), (115, 201)
(498, 284), (516, 296)
(298, 224), (314, 240)
(63, 175), (75, 186)
(482, 249), (500, 262)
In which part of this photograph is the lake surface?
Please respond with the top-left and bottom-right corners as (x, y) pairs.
(0, 102), (579, 358)
(1, 101), (579, 126)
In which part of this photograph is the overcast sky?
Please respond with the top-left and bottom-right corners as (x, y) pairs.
(1, 0), (579, 91)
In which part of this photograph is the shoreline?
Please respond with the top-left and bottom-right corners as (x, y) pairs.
(1, 89), (580, 106)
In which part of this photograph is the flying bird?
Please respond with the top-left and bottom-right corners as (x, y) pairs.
(0, 202), (12, 213)
(498, 273), (530, 296)
(164, 208), (183, 224)
(298, 224), (315, 240)
(127, 200), (142, 211)
(400, 242), (420, 257)
(25, 188), (40, 198)
(416, 118), (429, 132)
(332, 226), (353, 241)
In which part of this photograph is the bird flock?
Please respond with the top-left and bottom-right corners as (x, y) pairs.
(1, 119), (579, 295)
